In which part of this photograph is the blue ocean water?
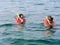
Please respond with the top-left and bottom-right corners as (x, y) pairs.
(0, 0), (60, 45)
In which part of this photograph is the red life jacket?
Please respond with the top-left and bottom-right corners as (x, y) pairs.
(15, 18), (26, 24)
(43, 19), (54, 26)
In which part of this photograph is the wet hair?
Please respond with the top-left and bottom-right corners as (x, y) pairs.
(19, 14), (25, 18)
(47, 16), (53, 21)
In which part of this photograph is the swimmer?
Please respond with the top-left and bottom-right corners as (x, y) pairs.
(15, 13), (26, 24)
(43, 15), (55, 29)
(43, 15), (55, 34)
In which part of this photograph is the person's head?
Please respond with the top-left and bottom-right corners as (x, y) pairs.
(46, 15), (53, 21)
(19, 14), (25, 19)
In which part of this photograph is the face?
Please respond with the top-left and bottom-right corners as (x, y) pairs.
(19, 14), (24, 18)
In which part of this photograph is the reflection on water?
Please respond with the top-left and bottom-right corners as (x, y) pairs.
(15, 24), (25, 31)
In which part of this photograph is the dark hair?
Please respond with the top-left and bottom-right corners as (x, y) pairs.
(19, 14), (25, 18)
(48, 17), (53, 21)
(48, 16), (53, 21)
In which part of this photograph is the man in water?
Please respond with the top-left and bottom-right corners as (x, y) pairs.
(43, 15), (55, 34)
(43, 15), (55, 29)
(15, 13), (26, 24)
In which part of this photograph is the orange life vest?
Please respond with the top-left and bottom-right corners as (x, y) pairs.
(15, 18), (26, 24)
(43, 19), (54, 26)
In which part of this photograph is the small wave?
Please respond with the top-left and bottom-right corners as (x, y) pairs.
(1, 37), (60, 45)
(0, 23), (14, 27)
(11, 37), (60, 44)
(54, 6), (60, 8)
(34, 3), (45, 5)
(44, 9), (49, 10)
